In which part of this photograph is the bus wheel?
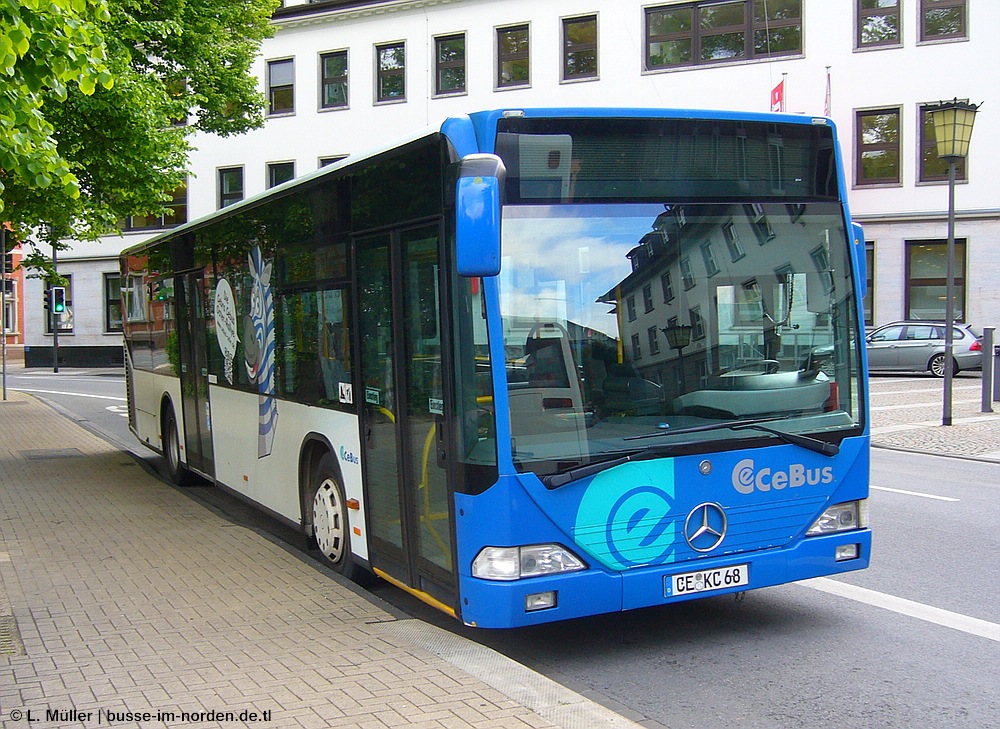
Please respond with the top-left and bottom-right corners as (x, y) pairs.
(163, 406), (191, 486)
(312, 454), (361, 580)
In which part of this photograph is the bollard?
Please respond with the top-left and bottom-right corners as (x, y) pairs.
(984, 327), (995, 412)
(994, 339), (1000, 404)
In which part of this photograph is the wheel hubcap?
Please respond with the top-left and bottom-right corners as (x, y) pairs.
(313, 479), (345, 563)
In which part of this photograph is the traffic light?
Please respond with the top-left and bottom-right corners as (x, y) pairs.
(50, 286), (66, 314)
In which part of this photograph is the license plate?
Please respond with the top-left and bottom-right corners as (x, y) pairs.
(667, 564), (749, 597)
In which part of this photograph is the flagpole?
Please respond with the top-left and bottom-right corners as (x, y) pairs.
(782, 73), (787, 112)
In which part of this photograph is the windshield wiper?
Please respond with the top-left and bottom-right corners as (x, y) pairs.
(541, 448), (672, 490)
(624, 415), (839, 457)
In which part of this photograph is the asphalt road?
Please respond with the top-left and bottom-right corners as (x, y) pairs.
(9, 366), (999, 728)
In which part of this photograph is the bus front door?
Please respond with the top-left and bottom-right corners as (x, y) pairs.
(176, 271), (215, 477)
(357, 224), (456, 612)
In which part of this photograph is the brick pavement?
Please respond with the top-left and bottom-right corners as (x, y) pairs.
(0, 391), (640, 729)
(869, 376), (1000, 461)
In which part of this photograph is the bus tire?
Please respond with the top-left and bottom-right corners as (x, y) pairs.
(311, 453), (362, 581)
(163, 405), (192, 486)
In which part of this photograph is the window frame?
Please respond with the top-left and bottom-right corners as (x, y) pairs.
(904, 238), (967, 321)
(562, 14), (598, 82)
(121, 184), (188, 231)
(218, 166), (245, 209)
(855, 106), (902, 187)
(855, 0), (901, 49)
(319, 49), (349, 110)
(375, 41), (406, 104)
(104, 272), (123, 334)
(266, 57), (295, 116)
(434, 32), (467, 97)
(267, 161), (295, 189)
(919, 0), (967, 43)
(496, 23), (530, 89)
(644, 0), (802, 72)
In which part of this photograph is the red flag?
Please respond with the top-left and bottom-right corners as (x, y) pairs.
(823, 67), (832, 116)
(770, 80), (784, 112)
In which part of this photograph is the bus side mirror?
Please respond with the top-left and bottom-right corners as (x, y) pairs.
(456, 154), (505, 278)
(852, 221), (867, 298)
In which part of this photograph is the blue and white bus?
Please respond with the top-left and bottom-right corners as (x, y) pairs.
(121, 108), (870, 628)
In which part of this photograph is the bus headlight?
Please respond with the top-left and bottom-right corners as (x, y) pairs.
(472, 544), (586, 581)
(807, 499), (868, 536)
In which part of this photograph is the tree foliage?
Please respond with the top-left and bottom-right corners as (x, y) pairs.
(1, 0), (278, 278)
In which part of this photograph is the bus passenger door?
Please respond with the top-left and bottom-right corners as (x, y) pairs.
(356, 224), (455, 610)
(176, 271), (215, 477)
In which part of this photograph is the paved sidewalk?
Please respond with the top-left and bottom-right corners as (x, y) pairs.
(0, 391), (640, 729)
(869, 376), (1000, 462)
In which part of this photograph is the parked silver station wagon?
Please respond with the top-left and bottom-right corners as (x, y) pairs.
(865, 321), (983, 377)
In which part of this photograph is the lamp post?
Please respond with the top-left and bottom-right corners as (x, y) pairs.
(662, 323), (692, 394)
(926, 98), (979, 426)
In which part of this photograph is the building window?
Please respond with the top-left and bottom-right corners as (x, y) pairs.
(627, 294), (637, 322)
(267, 161), (295, 188)
(375, 42), (405, 102)
(919, 104), (968, 183)
(701, 240), (720, 277)
(689, 306), (705, 340)
(661, 271), (674, 302)
(218, 167), (244, 209)
(631, 333), (642, 360)
(863, 241), (875, 327)
(44, 275), (73, 334)
(319, 155), (348, 168)
(680, 257), (695, 289)
(905, 239), (966, 321)
(920, 0), (966, 42)
(723, 221), (745, 261)
(105, 273), (123, 333)
(856, 108), (900, 186)
(643, 284), (654, 313)
(122, 185), (188, 230)
(744, 203), (775, 244)
(320, 51), (348, 109)
(497, 24), (530, 88)
(645, 1), (801, 72)
(3, 278), (17, 335)
(648, 326), (661, 355)
(856, 0), (900, 48)
(267, 58), (294, 115)
(435, 34), (466, 96)
(562, 15), (597, 81)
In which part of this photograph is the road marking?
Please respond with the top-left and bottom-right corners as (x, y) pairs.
(800, 577), (1000, 643)
(870, 485), (959, 502)
(871, 386), (981, 397)
(12, 387), (126, 402)
(871, 398), (980, 412)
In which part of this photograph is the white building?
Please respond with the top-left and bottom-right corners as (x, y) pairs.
(27, 0), (998, 366)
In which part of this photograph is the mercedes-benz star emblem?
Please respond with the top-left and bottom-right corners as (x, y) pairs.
(684, 502), (728, 552)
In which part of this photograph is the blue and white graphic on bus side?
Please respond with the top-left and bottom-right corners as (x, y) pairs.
(244, 246), (278, 458)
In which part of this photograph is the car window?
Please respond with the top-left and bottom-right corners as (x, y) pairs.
(906, 325), (936, 340)
(952, 327), (967, 340)
(871, 325), (904, 342)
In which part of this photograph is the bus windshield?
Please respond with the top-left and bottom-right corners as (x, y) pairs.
(498, 201), (863, 476)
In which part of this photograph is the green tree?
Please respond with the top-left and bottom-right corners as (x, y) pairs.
(2, 0), (278, 278)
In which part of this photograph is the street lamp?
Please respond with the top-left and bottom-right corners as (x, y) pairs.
(926, 98), (980, 426)
(662, 323), (692, 394)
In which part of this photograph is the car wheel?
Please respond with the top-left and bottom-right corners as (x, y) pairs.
(311, 453), (363, 581)
(928, 353), (956, 378)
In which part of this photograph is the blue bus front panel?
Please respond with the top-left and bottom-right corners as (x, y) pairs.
(455, 437), (870, 628)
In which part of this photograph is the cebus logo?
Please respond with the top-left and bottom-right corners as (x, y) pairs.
(732, 458), (833, 494)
